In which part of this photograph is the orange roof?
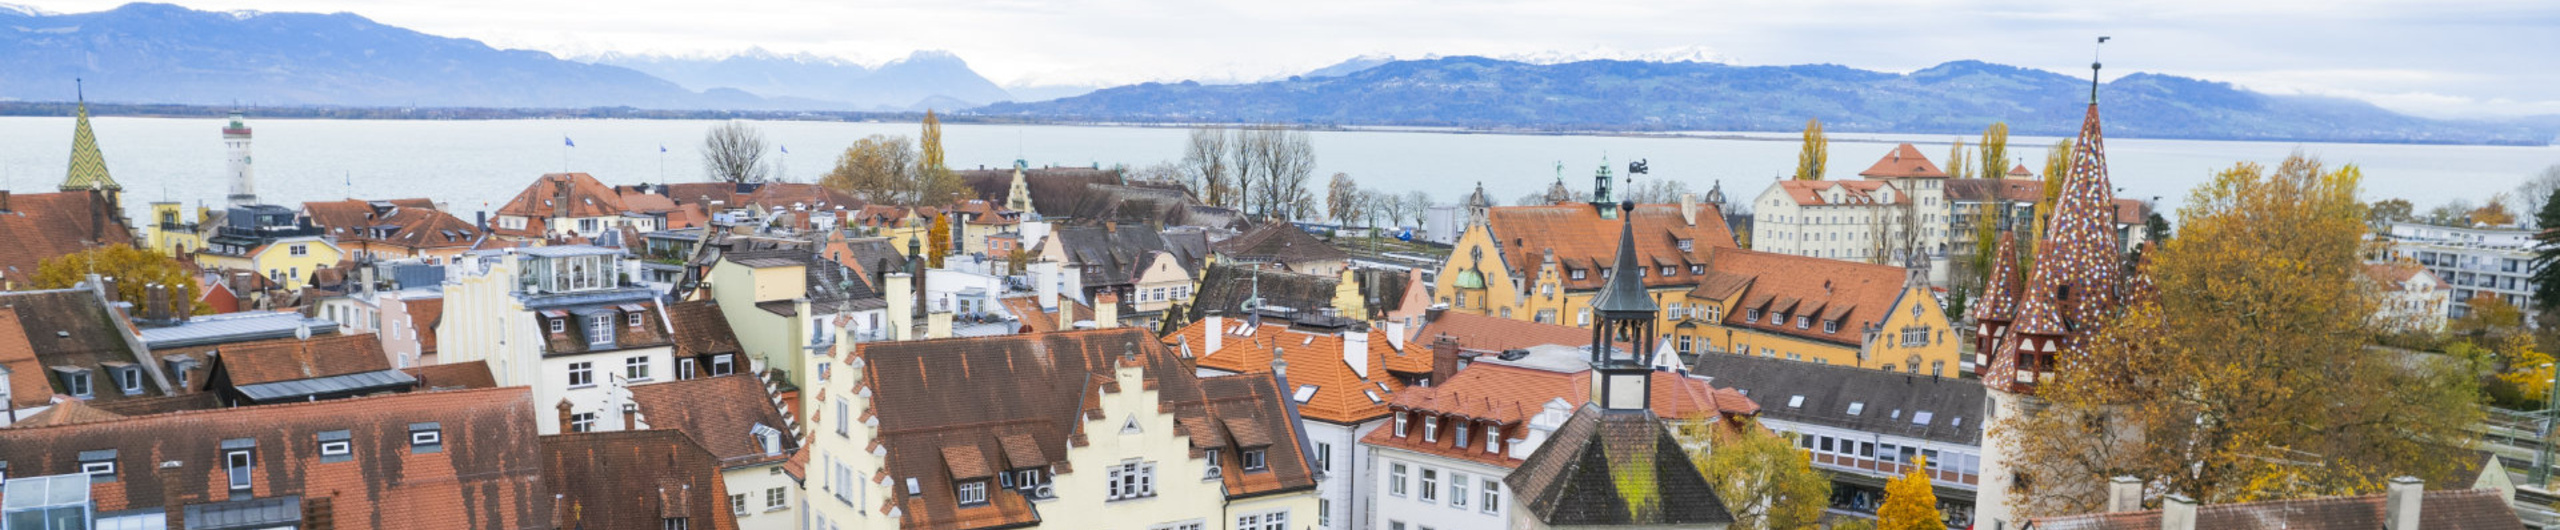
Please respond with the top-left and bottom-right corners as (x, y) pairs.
(1172, 318), (1403, 424)
(1365, 360), (1746, 468)
(492, 173), (633, 235)
(1485, 203), (1737, 293)
(0, 310), (48, 408)
(1407, 310), (1601, 357)
(0, 191), (135, 279)
(2363, 262), (2439, 291)
(1856, 143), (1948, 179)
(210, 332), (396, 386)
(1707, 248), (1913, 346)
(407, 297), (444, 353)
(1773, 179), (1905, 207)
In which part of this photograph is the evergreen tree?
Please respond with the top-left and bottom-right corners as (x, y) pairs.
(2532, 187), (2560, 311)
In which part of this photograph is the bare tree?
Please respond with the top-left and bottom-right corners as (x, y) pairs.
(1182, 129), (1234, 207)
(1228, 126), (1317, 220)
(1131, 161), (1184, 186)
(820, 134), (917, 204)
(1623, 179), (1694, 204)
(1868, 186), (1926, 265)
(2518, 164), (2560, 216)
(1326, 172), (1361, 224)
(702, 121), (772, 184)
(1229, 127), (1264, 214)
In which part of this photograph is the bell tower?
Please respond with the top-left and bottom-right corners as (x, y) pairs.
(224, 110), (257, 206)
(1587, 200), (1657, 411)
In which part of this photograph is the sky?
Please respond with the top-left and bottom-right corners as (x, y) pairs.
(14, 0), (2560, 119)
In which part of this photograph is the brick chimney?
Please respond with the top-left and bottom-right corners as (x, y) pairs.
(0, 190), (11, 212)
(1428, 335), (1462, 386)
(551, 175), (572, 225)
(622, 403), (640, 431)
(554, 399), (575, 433)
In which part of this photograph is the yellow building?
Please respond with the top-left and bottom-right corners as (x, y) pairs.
(182, 204), (345, 287)
(145, 202), (211, 258)
(1678, 247), (1961, 374)
(801, 328), (1321, 530)
(1432, 199), (1738, 342)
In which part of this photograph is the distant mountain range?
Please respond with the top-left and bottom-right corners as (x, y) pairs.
(2, 3), (2550, 144)
(588, 49), (1014, 111)
(978, 58), (2560, 145)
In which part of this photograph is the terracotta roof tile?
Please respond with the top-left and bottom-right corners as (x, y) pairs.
(628, 374), (797, 467)
(1486, 203), (1736, 293)
(0, 310), (50, 408)
(664, 300), (745, 358)
(1708, 248), (1913, 346)
(406, 297), (443, 354)
(0, 191), (135, 279)
(402, 359), (498, 390)
(543, 430), (740, 530)
(1175, 318), (1402, 424)
(210, 333), (394, 387)
(0, 387), (550, 527)
(1855, 143), (1949, 179)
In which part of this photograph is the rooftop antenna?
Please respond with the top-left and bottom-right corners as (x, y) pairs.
(2090, 36), (2111, 104)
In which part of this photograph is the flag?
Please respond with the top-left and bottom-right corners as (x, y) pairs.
(564, 136), (575, 147)
(659, 145), (667, 153)
(780, 145), (790, 154)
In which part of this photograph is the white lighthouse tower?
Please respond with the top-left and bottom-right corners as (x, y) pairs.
(223, 110), (256, 207)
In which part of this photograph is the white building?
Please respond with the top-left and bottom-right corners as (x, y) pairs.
(2378, 221), (2540, 318)
(1688, 352), (1985, 527)
(2363, 262), (2453, 333)
(1749, 144), (1952, 282)
(437, 245), (675, 434)
(1173, 310), (1409, 530)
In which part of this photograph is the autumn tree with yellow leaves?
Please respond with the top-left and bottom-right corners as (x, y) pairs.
(1690, 419), (1830, 530)
(1876, 456), (1944, 530)
(1795, 118), (1827, 181)
(926, 213), (951, 269)
(30, 245), (209, 315)
(1997, 155), (2483, 516)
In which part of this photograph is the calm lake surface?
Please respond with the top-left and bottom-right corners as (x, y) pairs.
(0, 116), (2552, 224)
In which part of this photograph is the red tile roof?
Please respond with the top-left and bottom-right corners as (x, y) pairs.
(0, 191), (135, 280)
(492, 173), (632, 237)
(406, 297), (443, 354)
(1698, 248), (1913, 347)
(402, 359), (498, 390)
(0, 309), (49, 408)
(1172, 318), (1403, 424)
(0, 387), (551, 527)
(542, 430), (741, 530)
(628, 374), (797, 468)
(1774, 179), (1906, 207)
(1364, 360), (1747, 468)
(2364, 262), (2440, 291)
(1404, 310), (1598, 359)
(1856, 143), (1949, 179)
(1485, 203), (1737, 293)
(209, 332), (395, 387)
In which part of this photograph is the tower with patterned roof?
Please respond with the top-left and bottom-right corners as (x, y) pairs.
(60, 84), (122, 213)
(1975, 70), (2128, 530)
(224, 110), (257, 207)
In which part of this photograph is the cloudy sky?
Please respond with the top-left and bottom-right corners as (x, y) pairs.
(18, 0), (2560, 118)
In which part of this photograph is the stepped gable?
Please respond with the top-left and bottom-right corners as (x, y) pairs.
(0, 387), (550, 527)
(854, 328), (1315, 528)
(0, 191), (137, 279)
(1486, 202), (1737, 292)
(1857, 143), (1950, 179)
(1985, 103), (2125, 394)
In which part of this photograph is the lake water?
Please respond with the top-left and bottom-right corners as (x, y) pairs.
(0, 116), (2552, 225)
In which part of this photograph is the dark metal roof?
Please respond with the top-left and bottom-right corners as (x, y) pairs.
(1685, 353), (1984, 446)
(1504, 405), (1733, 526)
(232, 369), (418, 402)
(1589, 201), (1659, 315)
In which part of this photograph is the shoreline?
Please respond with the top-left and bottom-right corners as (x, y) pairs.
(0, 101), (2548, 148)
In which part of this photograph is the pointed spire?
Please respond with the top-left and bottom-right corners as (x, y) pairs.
(61, 79), (120, 195)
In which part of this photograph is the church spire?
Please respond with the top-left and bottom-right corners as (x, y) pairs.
(61, 78), (122, 201)
(1983, 70), (2124, 395)
(1588, 199), (1659, 411)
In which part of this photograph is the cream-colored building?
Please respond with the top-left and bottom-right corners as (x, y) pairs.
(802, 328), (1320, 530)
(704, 249), (882, 392)
(437, 245), (675, 435)
(1749, 144), (1953, 283)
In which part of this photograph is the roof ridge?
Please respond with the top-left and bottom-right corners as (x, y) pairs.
(0, 385), (527, 431)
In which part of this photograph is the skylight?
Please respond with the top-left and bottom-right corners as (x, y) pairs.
(1787, 395), (1804, 408)
(1912, 411), (1934, 425)
(1364, 390), (1382, 403)
(1846, 402), (1865, 416)
(1293, 385), (1319, 403)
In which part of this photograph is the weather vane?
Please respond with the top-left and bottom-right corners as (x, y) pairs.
(2091, 36), (2111, 103)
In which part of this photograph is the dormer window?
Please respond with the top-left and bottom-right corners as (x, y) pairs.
(79, 449), (117, 483)
(956, 481), (988, 506)
(1423, 416), (1439, 443)
(1394, 411), (1409, 437)
(1486, 426), (1502, 454)
(1661, 266), (1676, 276)
(1746, 309), (1762, 323)
(116, 366), (143, 395)
(1691, 265), (1705, 275)
(1455, 423), (1471, 448)
(1796, 315), (1811, 329)
(629, 312), (644, 328)
(751, 424), (783, 456)
(56, 368), (92, 398)
(588, 316), (613, 346)
(1569, 269), (1586, 280)
(1823, 320), (1840, 334)
(317, 430), (354, 463)
(1242, 449), (1266, 471)
(409, 422), (444, 453)
(550, 318), (566, 334)
(221, 438), (256, 491)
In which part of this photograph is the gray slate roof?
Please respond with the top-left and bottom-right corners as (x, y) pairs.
(1685, 353), (1984, 446)
(1505, 405), (1734, 526)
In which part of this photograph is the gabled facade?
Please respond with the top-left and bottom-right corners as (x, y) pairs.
(2363, 262), (2451, 333)
(1173, 311), (1407, 530)
(628, 374), (802, 530)
(1432, 200), (1736, 334)
(436, 245), (674, 435)
(489, 173), (663, 241)
(802, 328), (1319, 530)
(1748, 143), (1954, 283)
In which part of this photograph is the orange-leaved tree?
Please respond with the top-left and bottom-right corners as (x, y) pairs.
(31, 245), (209, 315)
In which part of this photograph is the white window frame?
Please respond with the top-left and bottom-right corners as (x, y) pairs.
(1482, 478), (1502, 514)
(568, 361), (594, 387)
(589, 316), (613, 345)
(1423, 416), (1438, 443)
(225, 449), (254, 490)
(571, 412), (597, 432)
(1235, 509), (1289, 530)
(1452, 472), (1471, 509)
(626, 356), (651, 381)
(957, 481), (988, 505)
(1419, 467), (1440, 502)
(1389, 462), (1409, 497)
(1314, 442), (1332, 473)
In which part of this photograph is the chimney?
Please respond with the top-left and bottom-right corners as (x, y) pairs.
(1342, 328), (1371, 378)
(1383, 317), (1408, 351)
(1204, 311), (1224, 353)
(884, 273), (914, 341)
(926, 311), (953, 339)
(1093, 292), (1119, 328)
(2386, 476), (2423, 530)
(622, 403), (640, 431)
(1679, 193), (1698, 226)
(1032, 260), (1060, 311)
(555, 400), (575, 433)
(2160, 494), (2196, 530)
(0, 190), (10, 212)
(551, 176), (572, 222)
(476, 211), (488, 232)
(1429, 336), (1462, 386)
(2108, 476), (2142, 513)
